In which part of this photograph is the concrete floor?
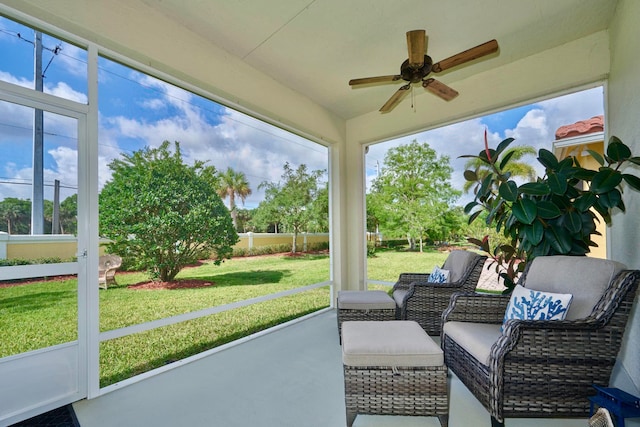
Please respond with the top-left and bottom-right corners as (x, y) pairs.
(73, 310), (589, 427)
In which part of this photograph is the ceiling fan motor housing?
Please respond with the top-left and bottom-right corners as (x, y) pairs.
(401, 55), (432, 82)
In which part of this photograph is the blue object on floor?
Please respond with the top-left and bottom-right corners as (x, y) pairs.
(589, 384), (640, 427)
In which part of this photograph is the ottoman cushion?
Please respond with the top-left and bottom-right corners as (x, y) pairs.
(338, 290), (396, 310)
(342, 321), (443, 367)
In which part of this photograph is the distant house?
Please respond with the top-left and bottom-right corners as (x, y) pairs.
(552, 115), (606, 259)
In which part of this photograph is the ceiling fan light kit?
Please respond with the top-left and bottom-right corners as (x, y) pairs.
(349, 30), (499, 113)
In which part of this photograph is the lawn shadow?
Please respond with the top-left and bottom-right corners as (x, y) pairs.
(191, 270), (289, 288)
(0, 291), (77, 312)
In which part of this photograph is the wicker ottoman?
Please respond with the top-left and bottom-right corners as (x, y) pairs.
(337, 290), (397, 341)
(341, 321), (449, 427)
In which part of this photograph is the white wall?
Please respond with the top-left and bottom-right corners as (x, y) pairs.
(608, 0), (640, 407)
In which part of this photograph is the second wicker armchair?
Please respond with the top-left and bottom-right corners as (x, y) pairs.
(391, 250), (487, 335)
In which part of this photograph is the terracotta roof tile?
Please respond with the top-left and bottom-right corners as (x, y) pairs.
(555, 115), (604, 139)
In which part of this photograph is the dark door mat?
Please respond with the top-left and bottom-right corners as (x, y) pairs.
(9, 404), (80, 427)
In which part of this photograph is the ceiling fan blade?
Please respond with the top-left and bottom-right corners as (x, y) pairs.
(423, 78), (459, 101)
(432, 39), (499, 73)
(380, 84), (411, 113)
(349, 75), (401, 86)
(406, 29), (426, 68)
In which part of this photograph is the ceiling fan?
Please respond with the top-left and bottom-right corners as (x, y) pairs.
(349, 30), (499, 113)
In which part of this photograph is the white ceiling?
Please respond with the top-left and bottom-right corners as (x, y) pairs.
(141, 0), (617, 120)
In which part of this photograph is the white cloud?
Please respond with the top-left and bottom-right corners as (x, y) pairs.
(45, 81), (87, 103)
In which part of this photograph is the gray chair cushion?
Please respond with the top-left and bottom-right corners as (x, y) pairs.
(392, 289), (408, 307)
(442, 321), (502, 365)
(442, 250), (477, 283)
(342, 320), (443, 367)
(338, 290), (396, 309)
(524, 256), (625, 320)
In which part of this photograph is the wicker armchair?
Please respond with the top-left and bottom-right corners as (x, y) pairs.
(441, 255), (640, 427)
(98, 254), (122, 289)
(391, 250), (487, 335)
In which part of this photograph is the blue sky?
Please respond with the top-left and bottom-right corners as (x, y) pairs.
(1, 16), (604, 210)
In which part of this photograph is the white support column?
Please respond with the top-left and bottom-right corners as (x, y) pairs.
(343, 136), (367, 291)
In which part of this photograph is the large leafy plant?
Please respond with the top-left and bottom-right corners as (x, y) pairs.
(462, 134), (640, 292)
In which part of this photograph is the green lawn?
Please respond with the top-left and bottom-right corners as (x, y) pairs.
(0, 249), (448, 386)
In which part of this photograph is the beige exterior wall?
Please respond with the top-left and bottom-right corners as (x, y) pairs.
(234, 233), (329, 251)
(0, 234), (81, 260)
(7, 241), (78, 260)
(0, 233), (329, 261)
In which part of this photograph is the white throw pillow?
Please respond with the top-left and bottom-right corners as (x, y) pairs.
(427, 266), (450, 284)
(502, 284), (573, 331)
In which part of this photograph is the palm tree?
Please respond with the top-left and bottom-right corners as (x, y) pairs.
(217, 167), (252, 229)
(463, 145), (537, 193)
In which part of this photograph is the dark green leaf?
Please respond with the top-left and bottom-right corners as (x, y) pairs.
(495, 138), (515, 156)
(587, 150), (605, 166)
(467, 210), (482, 224)
(557, 157), (575, 172)
(530, 240), (551, 258)
(550, 194), (571, 210)
(628, 157), (640, 166)
(574, 193), (596, 211)
(512, 199), (537, 224)
(536, 200), (562, 218)
(598, 189), (622, 209)
(592, 199), (612, 224)
(547, 172), (568, 195)
(560, 210), (583, 234)
(622, 173), (640, 192)
(607, 138), (632, 162)
(478, 173), (494, 199)
(498, 181), (518, 202)
(545, 227), (573, 254)
(573, 168), (597, 181)
(479, 149), (497, 163)
(618, 198), (626, 213)
(590, 168), (623, 194)
(487, 199), (505, 223)
(537, 148), (559, 170)
(463, 169), (478, 182)
(464, 201), (478, 214)
(499, 151), (515, 170)
(519, 182), (551, 195)
(522, 220), (544, 245)
(608, 135), (624, 145)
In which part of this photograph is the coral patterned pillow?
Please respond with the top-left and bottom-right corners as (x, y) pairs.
(427, 266), (450, 284)
(502, 284), (573, 331)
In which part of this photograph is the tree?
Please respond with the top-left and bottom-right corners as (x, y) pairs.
(59, 194), (77, 235)
(234, 208), (254, 232)
(0, 198), (31, 234)
(369, 140), (460, 251)
(217, 167), (252, 230)
(307, 183), (329, 233)
(99, 141), (238, 281)
(463, 140), (536, 193)
(256, 162), (325, 253)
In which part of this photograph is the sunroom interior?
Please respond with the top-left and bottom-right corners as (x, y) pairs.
(1, 0), (639, 426)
